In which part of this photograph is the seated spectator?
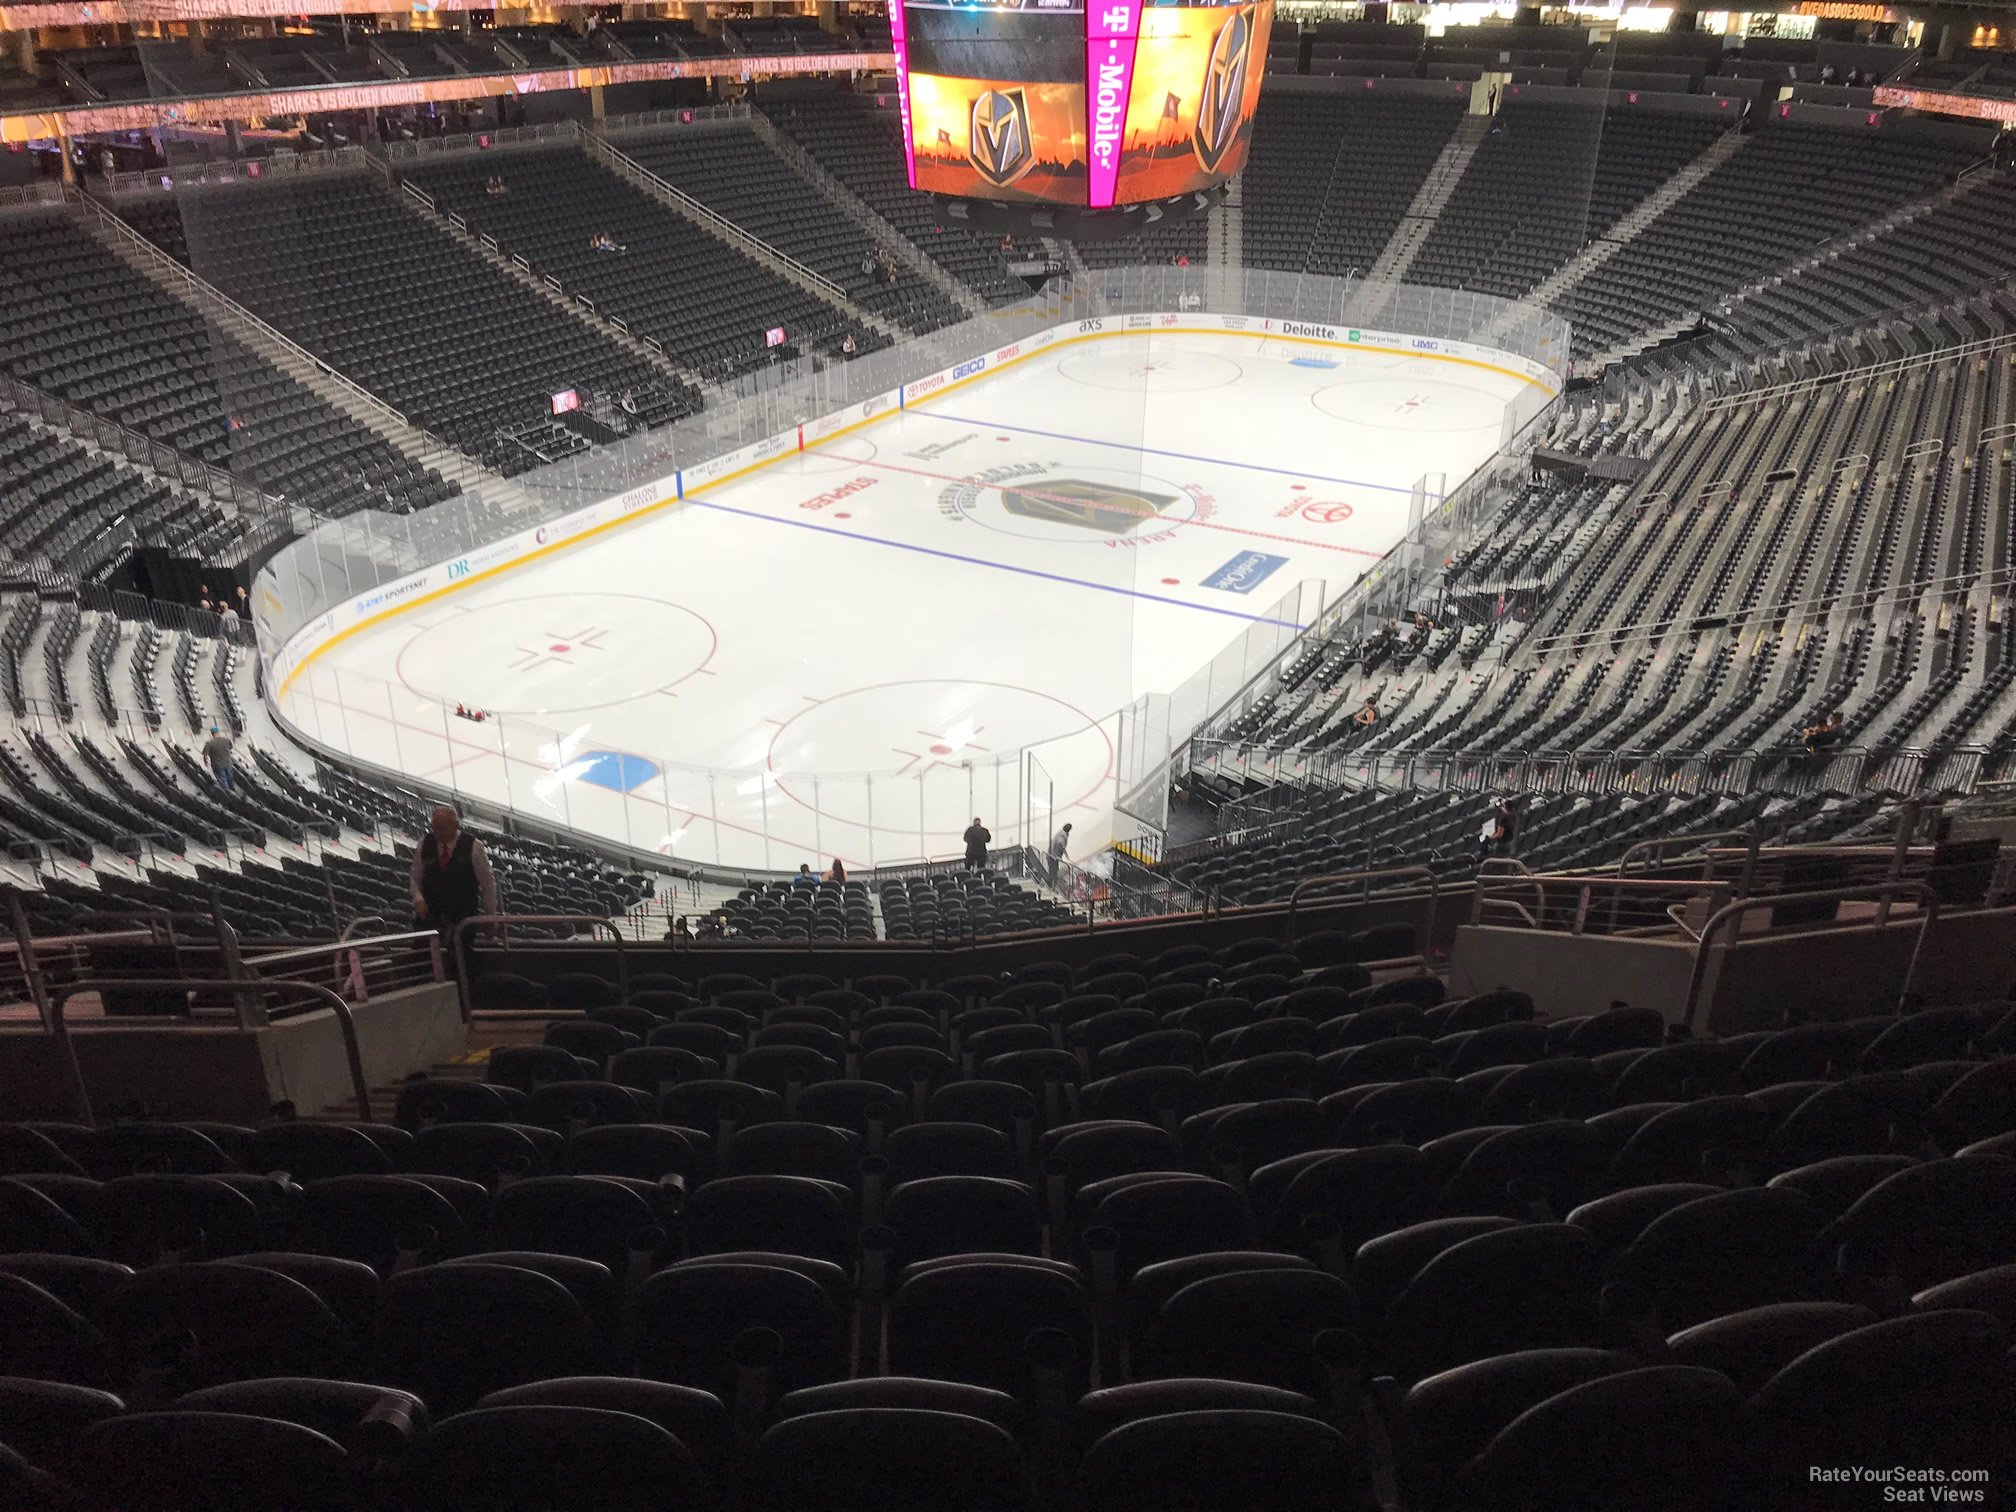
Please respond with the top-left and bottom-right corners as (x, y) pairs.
(792, 863), (819, 889)
(1802, 710), (1844, 754)
(485, 175), (507, 196)
(1353, 698), (1379, 729)
(827, 858), (848, 884)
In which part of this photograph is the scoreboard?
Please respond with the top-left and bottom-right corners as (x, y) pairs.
(890, 0), (1272, 210)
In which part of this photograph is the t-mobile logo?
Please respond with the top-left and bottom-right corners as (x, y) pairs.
(1100, 5), (1132, 32)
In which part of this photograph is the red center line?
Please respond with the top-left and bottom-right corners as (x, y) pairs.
(806, 448), (1386, 558)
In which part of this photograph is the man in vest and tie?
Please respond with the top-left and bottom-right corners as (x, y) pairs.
(409, 805), (499, 976)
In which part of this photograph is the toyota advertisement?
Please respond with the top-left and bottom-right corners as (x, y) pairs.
(894, 0), (1270, 209)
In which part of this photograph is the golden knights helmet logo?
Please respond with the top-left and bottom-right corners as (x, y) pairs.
(1193, 9), (1255, 174)
(1001, 477), (1180, 534)
(969, 88), (1036, 190)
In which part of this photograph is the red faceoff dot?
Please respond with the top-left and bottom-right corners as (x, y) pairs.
(834, 512), (852, 519)
(930, 744), (954, 755)
(550, 644), (570, 653)
(1161, 577), (1180, 585)
(1290, 484), (1307, 491)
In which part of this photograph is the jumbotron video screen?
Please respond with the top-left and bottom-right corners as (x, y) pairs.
(890, 0), (1272, 210)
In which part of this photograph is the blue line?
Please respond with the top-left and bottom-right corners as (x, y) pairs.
(911, 407), (1421, 495)
(679, 494), (1308, 630)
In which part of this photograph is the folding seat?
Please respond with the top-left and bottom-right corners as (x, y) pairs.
(628, 972), (691, 998)
(1318, 1036), (1436, 1093)
(1428, 991), (1534, 1037)
(1926, 1058), (2016, 1151)
(1561, 1006), (1666, 1056)
(891, 987), (956, 1015)
(1559, 1177), (1716, 1256)
(884, 1176), (1041, 1268)
(0, 1374), (123, 1481)
(659, 1081), (779, 1144)
(753, 1022), (848, 1060)
(1453, 1366), (1758, 1512)
(1400, 1347), (1640, 1505)
(411, 1123), (553, 1189)
(1751, 1311), (2016, 1502)
(0, 1269), (122, 1389)
(794, 1080), (908, 1142)
(1182, 1098), (1326, 1175)
(1081, 1408), (1365, 1512)
(1664, 1300), (1878, 1397)
(635, 1255), (849, 1402)
(292, 1174), (471, 1270)
(1858, 1004), (1992, 1072)
(1437, 1022), (1552, 1078)
(1140, 1266), (1358, 1396)
(1334, 1078), (1468, 1145)
(242, 1124), (394, 1184)
(76, 1409), (356, 1512)
(888, 1255), (1094, 1398)
(734, 1045), (838, 1100)
(754, 1406), (1024, 1512)
(477, 1377), (729, 1485)
(541, 1021), (636, 1070)
(587, 1005), (663, 1040)
(399, 1403), (703, 1512)
(66, 1122), (227, 1180)
(1439, 1122), (1613, 1220)
(1605, 1037), (1743, 1105)
(1910, 1261), (2016, 1329)
(1735, 1022), (1871, 1089)
(1379, 1224), (1605, 1384)
(394, 1078), (517, 1132)
(526, 1081), (650, 1135)
(1200, 1053), (1317, 1108)
(93, 1173), (267, 1266)
(488, 1175), (664, 1274)
(609, 1047), (719, 1102)
(0, 1125), (85, 1178)
(1613, 1186), (1828, 1330)
(103, 1260), (351, 1392)
(723, 1122), (862, 1184)
(367, 1261), (603, 1414)
(1082, 1174), (1249, 1277)
(1606, 1095), (1770, 1187)
(650, 1021), (745, 1060)
(683, 1174), (853, 1266)
(1765, 1152), (1918, 1220)
(1761, 1076), (1927, 1171)
(1820, 1155), (2016, 1287)
(927, 1081), (1038, 1146)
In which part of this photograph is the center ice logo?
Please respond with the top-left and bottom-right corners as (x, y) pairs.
(1000, 476), (1181, 535)
(938, 462), (1188, 538)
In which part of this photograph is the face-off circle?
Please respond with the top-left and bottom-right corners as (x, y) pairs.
(798, 433), (880, 474)
(397, 592), (715, 716)
(1311, 376), (1507, 435)
(766, 679), (1113, 839)
(1058, 346), (1245, 394)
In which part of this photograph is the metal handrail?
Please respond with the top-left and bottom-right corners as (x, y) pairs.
(1615, 827), (1764, 887)
(46, 976), (373, 1126)
(450, 913), (626, 1020)
(582, 128), (849, 300)
(1286, 865), (1440, 961)
(1682, 879), (1942, 1033)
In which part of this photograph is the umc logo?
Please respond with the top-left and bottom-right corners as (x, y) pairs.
(969, 88), (1035, 190)
(1194, 9), (1255, 173)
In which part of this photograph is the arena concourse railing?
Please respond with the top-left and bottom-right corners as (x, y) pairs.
(251, 266), (1569, 881)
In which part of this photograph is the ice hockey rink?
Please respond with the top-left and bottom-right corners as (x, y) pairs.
(276, 328), (1553, 872)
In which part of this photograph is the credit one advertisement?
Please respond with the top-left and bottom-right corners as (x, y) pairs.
(894, 0), (1269, 209)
